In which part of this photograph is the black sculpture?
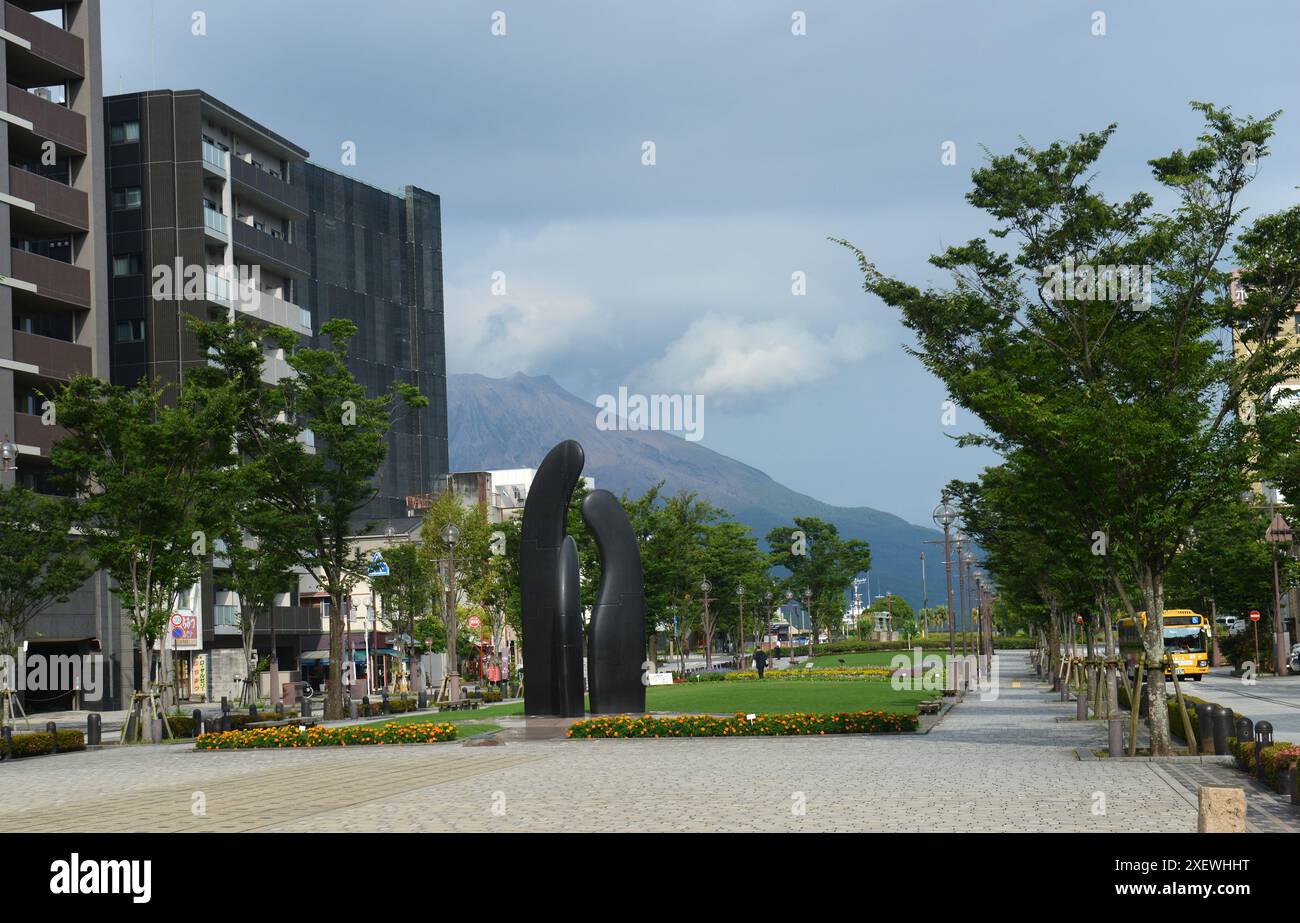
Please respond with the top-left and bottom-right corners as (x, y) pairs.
(583, 489), (647, 714)
(519, 440), (647, 717)
(519, 440), (586, 716)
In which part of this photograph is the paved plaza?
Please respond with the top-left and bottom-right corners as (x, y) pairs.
(0, 652), (1285, 833)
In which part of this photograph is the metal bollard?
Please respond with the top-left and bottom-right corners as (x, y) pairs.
(0, 725), (11, 760)
(191, 709), (203, 737)
(1212, 706), (1232, 757)
(46, 721), (58, 753)
(361, 695), (369, 716)
(249, 704), (258, 721)
(417, 689), (427, 709)
(221, 710), (230, 733)
(382, 692), (390, 715)
(1195, 703), (1215, 754)
(87, 713), (101, 747)
(1235, 716), (1253, 747)
(221, 696), (229, 715)
(1076, 687), (1088, 720)
(348, 699), (358, 720)
(1293, 762), (1300, 807)
(1255, 721), (1274, 782)
(275, 702), (284, 718)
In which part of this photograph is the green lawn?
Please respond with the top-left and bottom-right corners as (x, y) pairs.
(644, 679), (928, 715)
(361, 677), (928, 722)
(807, 651), (923, 669)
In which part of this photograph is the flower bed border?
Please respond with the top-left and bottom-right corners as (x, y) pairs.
(194, 720), (459, 751)
(567, 710), (918, 739)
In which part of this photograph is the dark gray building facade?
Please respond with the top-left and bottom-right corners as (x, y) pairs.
(303, 166), (449, 524)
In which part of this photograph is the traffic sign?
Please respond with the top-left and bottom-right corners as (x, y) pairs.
(171, 627), (183, 639)
(1250, 610), (1261, 622)
(467, 615), (481, 630)
(170, 613), (183, 627)
(367, 550), (389, 578)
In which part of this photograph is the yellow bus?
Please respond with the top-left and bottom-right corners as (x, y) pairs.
(1116, 609), (1211, 681)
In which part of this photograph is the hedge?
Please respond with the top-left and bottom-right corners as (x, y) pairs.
(1, 728), (86, 759)
(567, 710), (918, 738)
(194, 720), (458, 750)
(784, 636), (1034, 657)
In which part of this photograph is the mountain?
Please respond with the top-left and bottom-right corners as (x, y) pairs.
(447, 372), (943, 612)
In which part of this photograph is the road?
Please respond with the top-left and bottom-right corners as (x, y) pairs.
(1195, 667), (1300, 741)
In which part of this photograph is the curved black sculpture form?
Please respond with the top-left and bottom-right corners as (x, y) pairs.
(583, 489), (647, 715)
(519, 440), (586, 716)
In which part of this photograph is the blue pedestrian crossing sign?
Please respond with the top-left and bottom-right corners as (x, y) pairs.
(368, 550), (390, 577)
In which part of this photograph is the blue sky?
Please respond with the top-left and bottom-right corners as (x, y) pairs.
(103, 0), (1300, 526)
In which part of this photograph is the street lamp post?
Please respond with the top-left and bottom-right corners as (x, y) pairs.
(1266, 510), (1293, 676)
(920, 551), (928, 640)
(700, 578), (713, 668)
(954, 531), (969, 686)
(964, 549), (977, 682)
(442, 521), (462, 704)
(763, 589), (773, 654)
(932, 495), (958, 679)
(735, 584), (746, 670)
(803, 588), (814, 656)
(0, 434), (16, 489)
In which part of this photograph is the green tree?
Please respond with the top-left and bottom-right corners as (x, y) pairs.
(52, 376), (232, 711)
(0, 486), (93, 659)
(840, 102), (1300, 753)
(194, 318), (425, 720)
(766, 516), (870, 654)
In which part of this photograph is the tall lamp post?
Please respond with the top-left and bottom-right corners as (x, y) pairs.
(784, 589), (794, 654)
(920, 551), (928, 640)
(932, 495), (958, 672)
(803, 588), (814, 656)
(964, 548), (977, 681)
(441, 520), (461, 703)
(699, 578), (713, 668)
(735, 584), (746, 669)
(763, 589), (773, 653)
(0, 434), (16, 489)
(1266, 510), (1293, 676)
(954, 531), (969, 683)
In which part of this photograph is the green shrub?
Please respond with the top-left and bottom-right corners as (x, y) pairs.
(2, 728), (86, 758)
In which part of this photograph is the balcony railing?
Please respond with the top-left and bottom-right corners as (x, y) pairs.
(12, 328), (92, 380)
(6, 84), (86, 153)
(214, 604), (240, 629)
(8, 165), (88, 231)
(238, 288), (312, 336)
(14, 410), (68, 457)
(203, 208), (228, 236)
(204, 272), (231, 304)
(202, 139), (227, 173)
(232, 220), (308, 276)
(4, 3), (85, 79)
(231, 156), (307, 216)
(9, 247), (90, 308)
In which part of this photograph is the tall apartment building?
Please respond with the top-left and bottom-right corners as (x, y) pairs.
(103, 89), (311, 394)
(103, 91), (448, 520)
(0, 1), (124, 711)
(102, 90), (449, 703)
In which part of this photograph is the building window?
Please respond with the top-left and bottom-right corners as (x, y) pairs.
(114, 318), (145, 343)
(110, 120), (140, 144)
(112, 186), (142, 210)
(112, 253), (143, 276)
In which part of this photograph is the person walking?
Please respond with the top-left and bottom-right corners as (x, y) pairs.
(753, 647), (768, 680)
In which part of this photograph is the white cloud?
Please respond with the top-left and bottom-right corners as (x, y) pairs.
(633, 315), (874, 410)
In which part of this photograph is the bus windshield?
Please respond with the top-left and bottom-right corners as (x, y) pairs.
(1163, 627), (1206, 653)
